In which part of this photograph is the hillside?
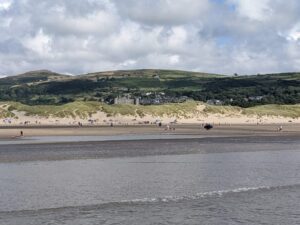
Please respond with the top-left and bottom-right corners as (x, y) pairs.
(0, 69), (299, 106)
(0, 70), (70, 86)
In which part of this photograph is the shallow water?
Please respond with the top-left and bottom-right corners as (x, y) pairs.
(0, 136), (300, 224)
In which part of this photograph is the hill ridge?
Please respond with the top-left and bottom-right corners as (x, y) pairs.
(0, 69), (299, 107)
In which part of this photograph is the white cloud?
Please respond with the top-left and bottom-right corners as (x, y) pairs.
(23, 29), (52, 57)
(0, 0), (12, 11)
(169, 55), (180, 65)
(98, 23), (163, 61)
(286, 23), (300, 41)
(167, 27), (188, 50)
(228, 0), (273, 21)
(119, 59), (137, 67)
(40, 10), (119, 36)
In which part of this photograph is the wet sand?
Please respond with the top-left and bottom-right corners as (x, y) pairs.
(0, 123), (299, 163)
(0, 134), (299, 163)
(0, 123), (299, 139)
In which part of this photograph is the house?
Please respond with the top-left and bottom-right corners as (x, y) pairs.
(248, 96), (264, 101)
(206, 99), (223, 105)
(114, 96), (134, 104)
(113, 95), (139, 105)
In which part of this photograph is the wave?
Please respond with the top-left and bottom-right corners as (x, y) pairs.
(1, 183), (299, 214)
(121, 186), (273, 204)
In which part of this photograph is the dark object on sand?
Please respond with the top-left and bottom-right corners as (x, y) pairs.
(204, 124), (213, 130)
(20, 131), (23, 136)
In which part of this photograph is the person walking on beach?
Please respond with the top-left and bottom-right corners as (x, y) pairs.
(20, 130), (23, 136)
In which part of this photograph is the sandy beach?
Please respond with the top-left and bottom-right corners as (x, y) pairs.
(0, 123), (299, 140)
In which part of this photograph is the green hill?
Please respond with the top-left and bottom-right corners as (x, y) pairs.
(0, 70), (70, 86)
(0, 69), (299, 107)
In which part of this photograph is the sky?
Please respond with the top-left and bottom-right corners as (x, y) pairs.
(1, 0), (300, 76)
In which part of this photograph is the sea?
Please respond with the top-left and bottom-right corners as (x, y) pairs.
(0, 135), (299, 225)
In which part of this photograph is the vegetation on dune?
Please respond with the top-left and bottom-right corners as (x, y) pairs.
(0, 105), (15, 118)
(101, 100), (198, 117)
(142, 101), (198, 117)
(5, 101), (101, 119)
(204, 104), (300, 118)
(2, 101), (199, 119)
(1, 101), (300, 119)
(203, 105), (241, 115)
(243, 104), (300, 118)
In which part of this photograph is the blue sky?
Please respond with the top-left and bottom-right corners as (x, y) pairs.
(0, 0), (300, 76)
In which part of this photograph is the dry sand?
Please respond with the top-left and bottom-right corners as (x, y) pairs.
(1, 106), (300, 139)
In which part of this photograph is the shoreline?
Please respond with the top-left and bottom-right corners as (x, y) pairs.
(0, 123), (299, 140)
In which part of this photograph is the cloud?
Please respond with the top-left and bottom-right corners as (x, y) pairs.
(0, 38), (25, 54)
(113, 0), (210, 25)
(39, 10), (119, 36)
(22, 29), (52, 56)
(228, 0), (272, 21)
(0, 0), (12, 11)
(286, 23), (300, 41)
(0, 0), (300, 75)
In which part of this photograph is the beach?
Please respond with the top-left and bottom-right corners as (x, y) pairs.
(0, 123), (299, 140)
(0, 122), (299, 163)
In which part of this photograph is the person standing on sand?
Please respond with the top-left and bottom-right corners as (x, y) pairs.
(20, 131), (23, 136)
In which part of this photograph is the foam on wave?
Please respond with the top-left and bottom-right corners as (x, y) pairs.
(2, 184), (299, 214)
(120, 186), (272, 204)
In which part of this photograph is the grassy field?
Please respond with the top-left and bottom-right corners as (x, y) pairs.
(84, 69), (224, 79)
(1, 101), (300, 119)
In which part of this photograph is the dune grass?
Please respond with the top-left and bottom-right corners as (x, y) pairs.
(243, 104), (300, 118)
(0, 107), (15, 118)
(2, 101), (198, 119)
(204, 104), (300, 118)
(203, 105), (241, 115)
(1, 101), (300, 119)
(100, 100), (198, 117)
(5, 101), (101, 119)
